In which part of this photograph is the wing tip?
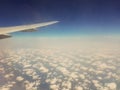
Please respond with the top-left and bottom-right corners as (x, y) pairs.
(51, 21), (60, 24)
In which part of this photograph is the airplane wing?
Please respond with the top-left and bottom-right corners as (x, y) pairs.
(0, 21), (59, 39)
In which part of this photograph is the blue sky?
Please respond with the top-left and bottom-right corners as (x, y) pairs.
(0, 0), (120, 38)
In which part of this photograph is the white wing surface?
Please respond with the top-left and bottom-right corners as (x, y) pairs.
(0, 21), (59, 39)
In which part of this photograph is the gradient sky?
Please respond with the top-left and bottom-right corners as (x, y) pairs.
(0, 0), (120, 38)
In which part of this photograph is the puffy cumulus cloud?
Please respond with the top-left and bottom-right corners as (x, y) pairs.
(11, 81), (16, 85)
(79, 74), (85, 80)
(92, 80), (102, 89)
(92, 80), (99, 84)
(4, 74), (11, 79)
(106, 82), (117, 90)
(16, 76), (24, 82)
(70, 72), (78, 79)
(80, 66), (88, 71)
(25, 82), (37, 90)
(34, 80), (41, 86)
(95, 70), (103, 74)
(50, 84), (59, 90)
(49, 78), (58, 84)
(97, 77), (102, 80)
(57, 66), (70, 76)
(46, 79), (50, 83)
(75, 86), (83, 90)
(32, 75), (40, 80)
(4, 73), (14, 79)
(23, 69), (35, 76)
(0, 82), (14, 90)
(39, 66), (49, 73)
(0, 67), (4, 72)
(0, 48), (120, 90)
(0, 87), (10, 90)
(24, 64), (32, 68)
(24, 80), (30, 84)
(7, 84), (13, 88)
(100, 87), (109, 90)
(49, 63), (58, 68)
(98, 63), (112, 70)
(61, 81), (72, 89)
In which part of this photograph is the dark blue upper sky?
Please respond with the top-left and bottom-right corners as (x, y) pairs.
(0, 0), (120, 37)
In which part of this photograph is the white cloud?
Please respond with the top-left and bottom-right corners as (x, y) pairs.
(39, 66), (49, 73)
(75, 86), (83, 90)
(16, 76), (24, 82)
(106, 83), (117, 90)
(50, 84), (59, 90)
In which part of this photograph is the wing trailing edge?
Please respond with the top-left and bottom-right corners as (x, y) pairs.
(0, 34), (12, 39)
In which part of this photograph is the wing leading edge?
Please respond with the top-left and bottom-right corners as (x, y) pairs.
(0, 21), (59, 39)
